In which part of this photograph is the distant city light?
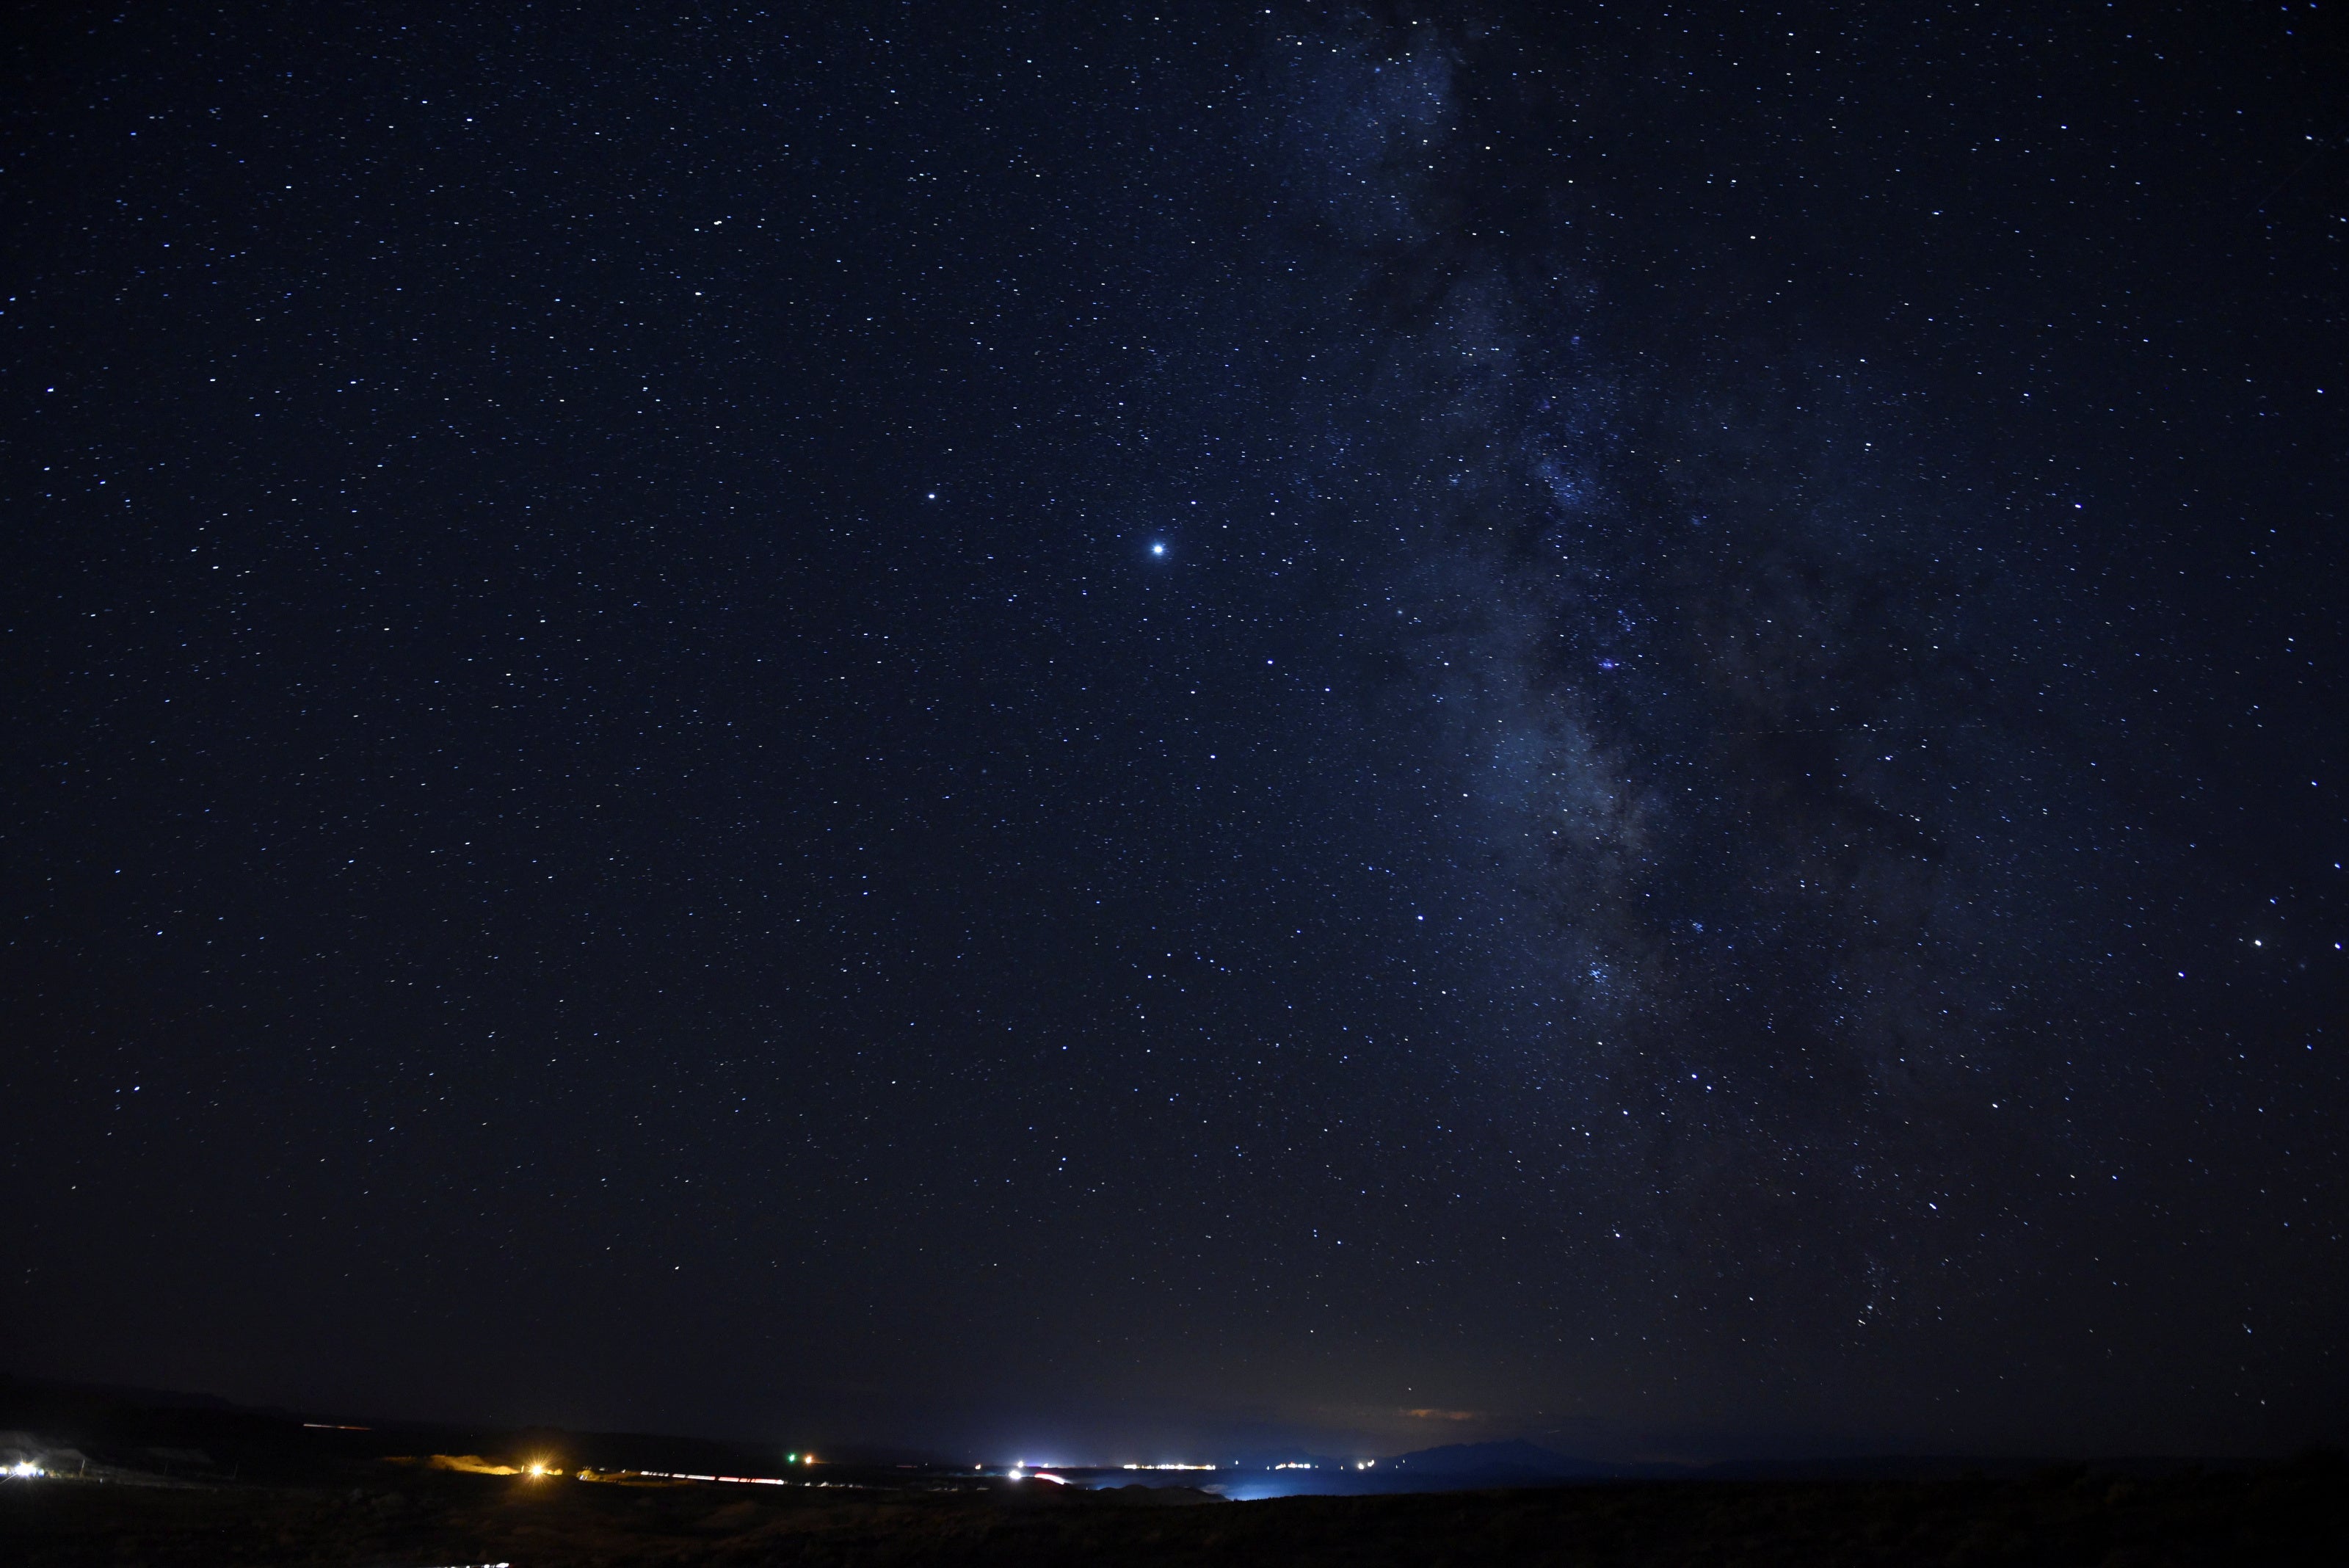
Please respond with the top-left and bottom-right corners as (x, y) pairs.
(1119, 1462), (1216, 1470)
(592, 1469), (797, 1486)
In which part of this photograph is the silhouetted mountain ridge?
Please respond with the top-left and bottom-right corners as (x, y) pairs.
(1384, 1440), (1618, 1478)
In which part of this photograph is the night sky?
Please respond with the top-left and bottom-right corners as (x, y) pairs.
(4, 2), (2345, 1466)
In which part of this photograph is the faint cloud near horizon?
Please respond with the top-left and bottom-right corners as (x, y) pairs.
(1404, 1408), (1482, 1423)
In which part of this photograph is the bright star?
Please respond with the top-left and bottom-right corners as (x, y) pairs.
(1150, 542), (1166, 556)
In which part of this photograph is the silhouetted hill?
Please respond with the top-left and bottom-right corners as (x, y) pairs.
(1384, 1440), (1619, 1478)
(5, 1445), (2345, 1565)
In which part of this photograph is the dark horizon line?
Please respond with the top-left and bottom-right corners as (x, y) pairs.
(5, 1370), (2328, 1477)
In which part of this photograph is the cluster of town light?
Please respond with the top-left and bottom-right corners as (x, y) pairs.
(0, 1448), (835, 1489)
(509, 1453), (815, 1485)
(1119, 1463), (1215, 1471)
(0, 1449), (1398, 1485)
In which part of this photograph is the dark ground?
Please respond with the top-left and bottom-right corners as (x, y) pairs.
(2, 1379), (2344, 1565)
(5, 1456), (2348, 1567)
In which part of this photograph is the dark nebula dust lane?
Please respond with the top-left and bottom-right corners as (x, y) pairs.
(1, 4), (2344, 1463)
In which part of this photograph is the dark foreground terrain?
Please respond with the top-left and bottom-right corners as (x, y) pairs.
(5, 1456), (2348, 1567)
(1, 1379), (2342, 1566)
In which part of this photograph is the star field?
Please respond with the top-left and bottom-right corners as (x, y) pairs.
(2, 2), (2345, 1464)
